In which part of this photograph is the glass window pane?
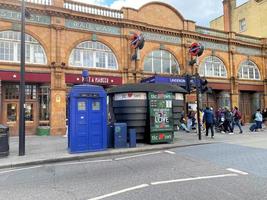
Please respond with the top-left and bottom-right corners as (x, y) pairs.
(7, 104), (17, 122)
(25, 103), (33, 121)
(95, 51), (106, 68)
(153, 57), (161, 73)
(0, 31), (46, 64)
(70, 41), (118, 69)
(162, 59), (170, 73)
(143, 50), (179, 74)
(144, 57), (152, 72)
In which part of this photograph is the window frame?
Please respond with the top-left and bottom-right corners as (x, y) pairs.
(143, 50), (180, 74)
(239, 18), (247, 32)
(238, 60), (260, 80)
(199, 56), (227, 78)
(0, 31), (47, 64)
(69, 41), (118, 70)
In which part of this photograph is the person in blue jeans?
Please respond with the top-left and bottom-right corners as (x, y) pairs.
(231, 106), (243, 134)
(203, 107), (215, 138)
(255, 109), (263, 130)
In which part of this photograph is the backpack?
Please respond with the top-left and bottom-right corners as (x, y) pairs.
(235, 111), (242, 119)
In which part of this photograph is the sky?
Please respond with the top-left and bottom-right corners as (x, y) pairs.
(73, 0), (249, 27)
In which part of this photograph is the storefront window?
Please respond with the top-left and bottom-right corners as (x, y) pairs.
(69, 41), (118, 70)
(238, 60), (260, 80)
(0, 31), (47, 64)
(144, 50), (180, 74)
(5, 85), (19, 99)
(25, 103), (33, 121)
(199, 56), (227, 78)
(5, 84), (37, 100)
(7, 103), (17, 122)
(39, 86), (50, 120)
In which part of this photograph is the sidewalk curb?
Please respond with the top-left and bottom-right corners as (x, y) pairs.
(0, 142), (213, 170)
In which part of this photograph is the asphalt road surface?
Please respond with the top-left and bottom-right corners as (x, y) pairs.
(1, 138), (267, 200)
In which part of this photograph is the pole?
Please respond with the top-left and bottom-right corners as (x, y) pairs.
(195, 56), (201, 140)
(196, 73), (201, 140)
(19, 0), (26, 156)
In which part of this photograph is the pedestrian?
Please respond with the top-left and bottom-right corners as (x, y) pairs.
(179, 114), (190, 133)
(255, 108), (263, 131)
(262, 108), (267, 127)
(232, 106), (243, 134)
(203, 107), (215, 138)
(224, 107), (233, 134)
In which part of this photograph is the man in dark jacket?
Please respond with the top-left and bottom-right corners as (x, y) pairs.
(203, 107), (215, 138)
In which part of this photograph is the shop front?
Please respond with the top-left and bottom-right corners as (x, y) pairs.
(0, 71), (50, 136)
(239, 84), (264, 123)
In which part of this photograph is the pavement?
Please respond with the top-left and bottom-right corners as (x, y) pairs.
(0, 124), (266, 169)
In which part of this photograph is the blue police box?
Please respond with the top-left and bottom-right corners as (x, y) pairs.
(68, 83), (107, 153)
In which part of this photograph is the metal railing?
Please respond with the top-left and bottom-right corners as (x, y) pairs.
(64, 1), (123, 19)
(24, 0), (52, 5)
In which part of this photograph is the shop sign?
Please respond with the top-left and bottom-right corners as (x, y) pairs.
(0, 8), (51, 25)
(148, 92), (173, 142)
(65, 19), (121, 35)
(143, 32), (181, 44)
(150, 132), (173, 144)
(65, 74), (122, 85)
(114, 93), (147, 101)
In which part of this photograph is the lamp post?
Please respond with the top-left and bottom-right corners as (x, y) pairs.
(19, 0), (26, 156)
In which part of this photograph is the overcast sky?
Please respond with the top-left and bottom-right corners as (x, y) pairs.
(73, 0), (249, 27)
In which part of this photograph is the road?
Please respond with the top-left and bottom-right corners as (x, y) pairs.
(1, 134), (267, 200)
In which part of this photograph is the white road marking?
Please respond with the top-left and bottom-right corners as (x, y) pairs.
(164, 150), (176, 155)
(52, 159), (112, 167)
(114, 151), (162, 161)
(0, 165), (42, 175)
(226, 168), (248, 175)
(87, 184), (149, 200)
(151, 173), (238, 185)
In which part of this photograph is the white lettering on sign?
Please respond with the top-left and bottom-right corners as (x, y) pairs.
(88, 77), (109, 84)
(155, 112), (169, 123)
(114, 93), (147, 101)
(175, 93), (184, 100)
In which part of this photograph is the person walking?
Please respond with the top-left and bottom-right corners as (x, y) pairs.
(224, 107), (233, 134)
(255, 109), (263, 131)
(232, 106), (243, 134)
(203, 107), (215, 138)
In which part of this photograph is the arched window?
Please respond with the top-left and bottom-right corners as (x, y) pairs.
(69, 41), (118, 70)
(144, 50), (180, 74)
(199, 56), (227, 78)
(0, 31), (47, 64)
(238, 60), (260, 80)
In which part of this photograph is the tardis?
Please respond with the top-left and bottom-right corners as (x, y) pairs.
(68, 79), (107, 153)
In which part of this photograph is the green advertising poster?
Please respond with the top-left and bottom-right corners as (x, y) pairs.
(148, 92), (173, 143)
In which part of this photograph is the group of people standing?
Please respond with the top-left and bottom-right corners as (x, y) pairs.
(179, 106), (267, 138)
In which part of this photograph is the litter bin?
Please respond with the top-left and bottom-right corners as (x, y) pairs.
(0, 124), (9, 157)
(114, 123), (127, 148)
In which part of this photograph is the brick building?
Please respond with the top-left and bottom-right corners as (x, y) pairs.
(210, 0), (267, 38)
(0, 0), (266, 136)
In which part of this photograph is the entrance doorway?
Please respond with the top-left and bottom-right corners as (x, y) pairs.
(1, 84), (42, 136)
(239, 92), (264, 123)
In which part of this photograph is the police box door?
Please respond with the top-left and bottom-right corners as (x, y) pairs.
(75, 98), (103, 150)
(89, 98), (103, 150)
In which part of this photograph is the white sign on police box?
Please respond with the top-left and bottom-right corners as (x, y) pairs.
(114, 93), (147, 101)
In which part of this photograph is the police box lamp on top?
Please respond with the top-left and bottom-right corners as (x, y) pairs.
(82, 69), (89, 83)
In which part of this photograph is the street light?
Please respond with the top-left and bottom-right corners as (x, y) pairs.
(19, 0), (26, 156)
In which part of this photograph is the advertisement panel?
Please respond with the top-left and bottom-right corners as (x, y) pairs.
(148, 92), (173, 143)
